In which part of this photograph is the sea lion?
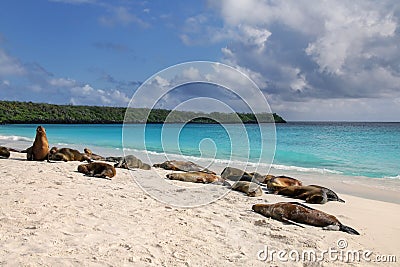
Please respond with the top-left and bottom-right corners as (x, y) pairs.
(50, 147), (92, 162)
(221, 167), (263, 183)
(231, 181), (263, 197)
(78, 162), (116, 179)
(267, 175), (303, 192)
(252, 202), (359, 235)
(276, 185), (344, 204)
(107, 155), (151, 170)
(154, 160), (215, 174)
(250, 173), (276, 184)
(84, 148), (105, 161)
(0, 146), (10, 158)
(166, 172), (227, 185)
(309, 185), (345, 203)
(26, 126), (50, 161)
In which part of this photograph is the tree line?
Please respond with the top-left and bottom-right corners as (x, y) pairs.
(0, 101), (286, 124)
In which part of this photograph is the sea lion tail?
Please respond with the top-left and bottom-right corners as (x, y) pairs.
(338, 198), (345, 203)
(339, 224), (360, 235)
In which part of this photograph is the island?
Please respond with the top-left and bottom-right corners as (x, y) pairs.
(0, 100), (286, 124)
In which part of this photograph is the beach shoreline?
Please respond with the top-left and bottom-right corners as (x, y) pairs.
(0, 152), (399, 266)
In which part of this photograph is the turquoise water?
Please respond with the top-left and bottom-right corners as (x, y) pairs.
(0, 122), (399, 179)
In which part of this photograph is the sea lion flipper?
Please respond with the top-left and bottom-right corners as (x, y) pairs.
(339, 224), (360, 235)
(281, 217), (305, 228)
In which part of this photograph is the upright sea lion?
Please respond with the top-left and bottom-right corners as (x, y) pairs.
(267, 175), (303, 192)
(154, 160), (215, 174)
(231, 181), (263, 197)
(166, 172), (227, 185)
(0, 146), (10, 158)
(78, 162), (116, 179)
(107, 155), (151, 170)
(50, 147), (91, 162)
(84, 148), (105, 161)
(252, 202), (359, 235)
(276, 185), (344, 204)
(26, 126), (50, 161)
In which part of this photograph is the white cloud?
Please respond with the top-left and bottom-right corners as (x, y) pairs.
(0, 49), (25, 76)
(70, 84), (130, 106)
(99, 6), (149, 28)
(48, 77), (76, 87)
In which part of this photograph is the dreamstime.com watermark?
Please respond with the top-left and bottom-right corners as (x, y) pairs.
(257, 239), (397, 264)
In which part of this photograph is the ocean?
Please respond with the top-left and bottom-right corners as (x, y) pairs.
(0, 122), (399, 179)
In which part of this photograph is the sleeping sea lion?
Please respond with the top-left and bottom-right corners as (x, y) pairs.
(166, 172), (227, 185)
(50, 147), (92, 162)
(276, 185), (344, 204)
(252, 202), (359, 235)
(107, 155), (151, 170)
(231, 181), (263, 197)
(267, 175), (303, 192)
(84, 148), (105, 161)
(309, 185), (345, 203)
(78, 162), (116, 179)
(26, 126), (50, 161)
(221, 167), (263, 183)
(0, 146), (10, 158)
(154, 160), (215, 174)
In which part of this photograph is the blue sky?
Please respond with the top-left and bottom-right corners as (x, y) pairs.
(1, 0), (400, 121)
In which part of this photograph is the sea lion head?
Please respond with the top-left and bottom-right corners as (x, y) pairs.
(36, 126), (46, 135)
(84, 148), (92, 155)
(77, 164), (88, 174)
(252, 203), (272, 215)
(50, 146), (58, 154)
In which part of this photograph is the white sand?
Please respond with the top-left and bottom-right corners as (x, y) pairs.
(0, 152), (399, 266)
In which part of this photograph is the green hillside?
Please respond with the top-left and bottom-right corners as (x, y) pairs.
(0, 101), (286, 124)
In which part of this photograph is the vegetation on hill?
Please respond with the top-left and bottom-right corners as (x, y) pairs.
(0, 101), (286, 124)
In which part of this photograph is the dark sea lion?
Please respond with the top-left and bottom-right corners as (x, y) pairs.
(276, 185), (343, 204)
(267, 175), (303, 192)
(231, 181), (263, 197)
(84, 148), (105, 161)
(221, 167), (263, 183)
(26, 126), (50, 161)
(309, 185), (345, 203)
(50, 147), (92, 162)
(166, 172), (227, 185)
(78, 162), (116, 179)
(0, 146), (10, 158)
(106, 155), (151, 170)
(154, 160), (215, 174)
(252, 202), (359, 235)
(115, 155), (151, 170)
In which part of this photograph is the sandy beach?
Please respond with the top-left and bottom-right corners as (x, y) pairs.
(0, 152), (399, 266)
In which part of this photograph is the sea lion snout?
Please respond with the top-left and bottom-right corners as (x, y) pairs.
(37, 126), (45, 133)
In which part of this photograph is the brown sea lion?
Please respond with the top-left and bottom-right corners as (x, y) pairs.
(276, 185), (344, 204)
(252, 202), (359, 235)
(107, 155), (151, 170)
(78, 162), (116, 179)
(154, 160), (215, 174)
(0, 146), (10, 158)
(231, 181), (263, 197)
(84, 148), (105, 161)
(26, 126), (50, 161)
(166, 172), (227, 185)
(50, 147), (92, 162)
(267, 175), (303, 192)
